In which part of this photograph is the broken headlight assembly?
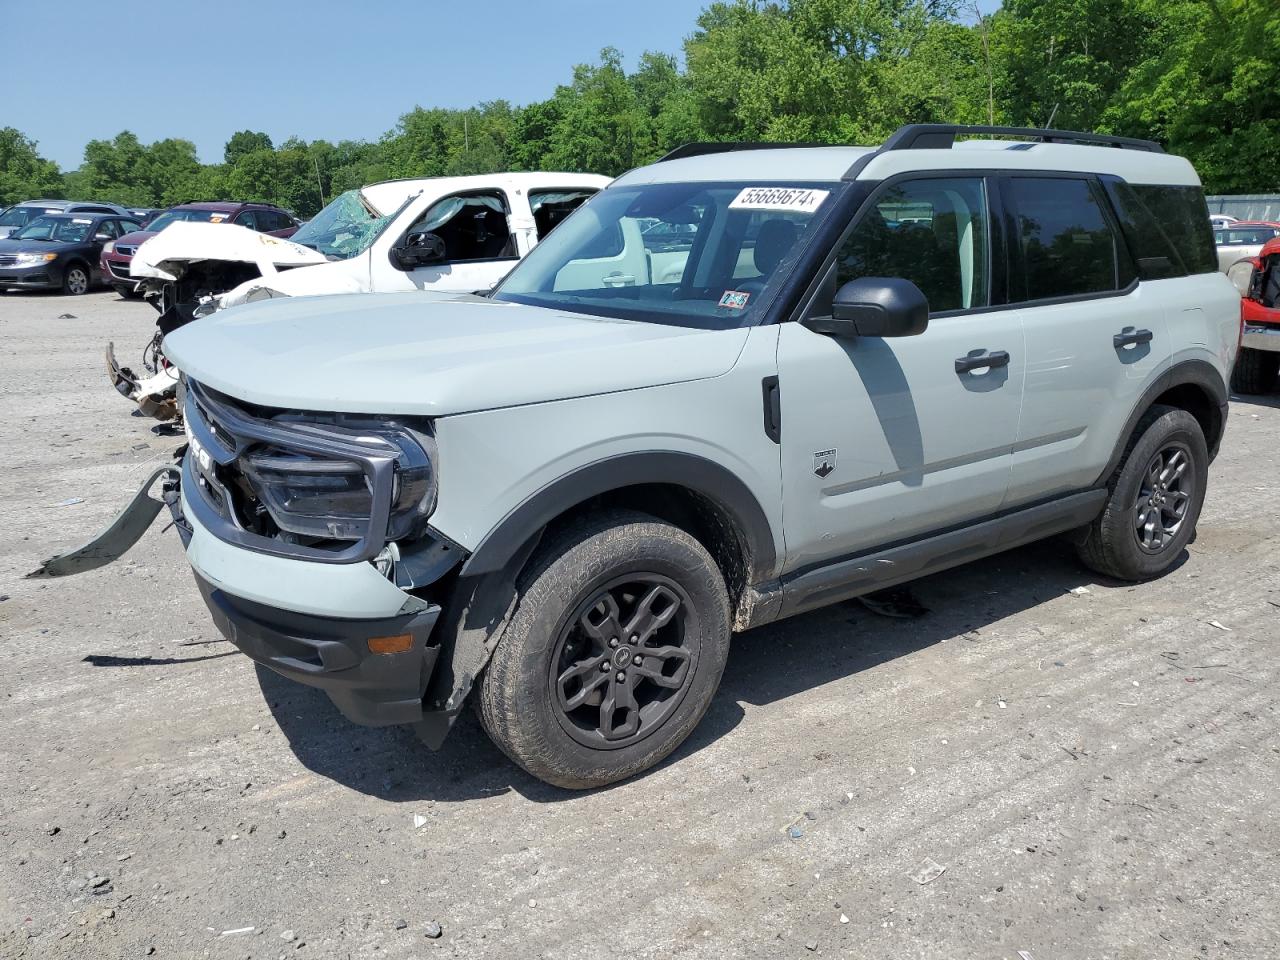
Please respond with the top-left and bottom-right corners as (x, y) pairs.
(183, 381), (439, 562)
(241, 428), (436, 544)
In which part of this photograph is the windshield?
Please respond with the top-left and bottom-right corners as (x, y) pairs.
(0, 205), (58, 228)
(146, 208), (235, 232)
(493, 181), (839, 329)
(13, 216), (95, 242)
(289, 189), (396, 259)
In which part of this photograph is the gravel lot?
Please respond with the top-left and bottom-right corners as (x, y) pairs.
(2, 289), (1279, 960)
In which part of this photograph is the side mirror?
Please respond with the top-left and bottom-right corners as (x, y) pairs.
(803, 277), (929, 339)
(392, 231), (447, 270)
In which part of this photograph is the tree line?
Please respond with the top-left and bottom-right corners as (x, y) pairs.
(2, 0), (1276, 218)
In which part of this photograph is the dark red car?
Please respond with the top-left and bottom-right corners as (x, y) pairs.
(1232, 235), (1280, 393)
(100, 201), (298, 298)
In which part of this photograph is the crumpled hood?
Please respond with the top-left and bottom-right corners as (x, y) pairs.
(131, 221), (327, 281)
(164, 292), (748, 417)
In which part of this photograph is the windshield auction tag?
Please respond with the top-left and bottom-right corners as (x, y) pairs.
(72, 218), (92, 224)
(718, 290), (750, 309)
(729, 187), (829, 214)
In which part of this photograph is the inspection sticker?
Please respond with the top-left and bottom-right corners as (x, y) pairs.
(718, 290), (751, 309)
(729, 187), (829, 214)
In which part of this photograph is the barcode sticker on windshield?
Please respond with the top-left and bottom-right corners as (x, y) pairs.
(730, 187), (829, 214)
(72, 218), (92, 224)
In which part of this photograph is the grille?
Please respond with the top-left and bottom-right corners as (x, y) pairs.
(115, 245), (137, 257)
(108, 262), (133, 280)
(0, 256), (19, 267)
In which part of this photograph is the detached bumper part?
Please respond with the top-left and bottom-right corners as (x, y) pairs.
(195, 574), (442, 727)
(1242, 324), (1280, 353)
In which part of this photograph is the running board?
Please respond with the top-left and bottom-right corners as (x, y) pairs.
(775, 489), (1107, 621)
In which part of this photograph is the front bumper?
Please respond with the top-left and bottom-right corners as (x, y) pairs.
(1242, 324), (1280, 353)
(0, 262), (58, 287)
(195, 571), (441, 726)
(179, 474), (447, 727)
(100, 254), (136, 287)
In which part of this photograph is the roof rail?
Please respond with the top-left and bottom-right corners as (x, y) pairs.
(657, 142), (828, 163)
(879, 123), (1164, 154)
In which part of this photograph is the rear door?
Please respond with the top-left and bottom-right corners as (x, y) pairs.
(777, 175), (1026, 569)
(1001, 175), (1170, 507)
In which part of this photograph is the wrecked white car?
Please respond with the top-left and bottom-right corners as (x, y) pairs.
(107, 171), (610, 419)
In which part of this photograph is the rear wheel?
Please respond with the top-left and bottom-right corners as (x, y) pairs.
(62, 262), (90, 295)
(1077, 405), (1207, 581)
(477, 510), (731, 789)
(1231, 347), (1279, 395)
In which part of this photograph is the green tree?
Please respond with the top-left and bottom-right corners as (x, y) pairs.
(224, 130), (275, 165)
(0, 128), (64, 206)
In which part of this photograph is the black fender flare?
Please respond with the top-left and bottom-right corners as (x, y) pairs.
(1094, 359), (1229, 486)
(458, 451), (780, 582)
(415, 452), (780, 748)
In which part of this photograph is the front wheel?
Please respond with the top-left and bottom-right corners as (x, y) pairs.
(477, 510), (731, 789)
(1077, 405), (1208, 581)
(62, 262), (90, 295)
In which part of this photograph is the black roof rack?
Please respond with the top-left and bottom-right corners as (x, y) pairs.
(657, 141), (829, 163)
(879, 123), (1164, 154)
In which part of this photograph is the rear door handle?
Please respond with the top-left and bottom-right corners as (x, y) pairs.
(955, 350), (1011, 374)
(1113, 327), (1153, 349)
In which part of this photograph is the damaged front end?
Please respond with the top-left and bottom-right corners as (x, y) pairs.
(32, 381), (478, 748)
(107, 223), (331, 422)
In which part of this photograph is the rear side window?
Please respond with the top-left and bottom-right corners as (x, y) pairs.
(1130, 185), (1217, 274)
(1007, 177), (1131, 302)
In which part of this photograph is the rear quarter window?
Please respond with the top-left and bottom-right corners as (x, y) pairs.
(1128, 185), (1217, 274)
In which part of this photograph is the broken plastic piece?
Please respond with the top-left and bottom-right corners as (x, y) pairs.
(27, 465), (179, 579)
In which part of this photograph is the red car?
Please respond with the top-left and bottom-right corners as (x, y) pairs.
(100, 201), (298, 298)
(1230, 235), (1280, 393)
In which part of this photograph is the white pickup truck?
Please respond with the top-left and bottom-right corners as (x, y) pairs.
(109, 171), (610, 419)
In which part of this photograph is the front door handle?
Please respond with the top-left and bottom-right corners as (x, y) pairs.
(955, 350), (1011, 374)
(1113, 327), (1153, 349)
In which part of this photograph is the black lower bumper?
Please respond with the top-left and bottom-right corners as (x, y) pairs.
(194, 573), (442, 727)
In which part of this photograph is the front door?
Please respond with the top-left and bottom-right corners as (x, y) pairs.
(777, 176), (1026, 572)
(376, 191), (521, 294)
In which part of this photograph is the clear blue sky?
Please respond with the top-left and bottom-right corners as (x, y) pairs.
(10, 0), (1002, 170)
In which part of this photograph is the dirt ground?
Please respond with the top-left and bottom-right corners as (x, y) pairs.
(1, 289), (1278, 960)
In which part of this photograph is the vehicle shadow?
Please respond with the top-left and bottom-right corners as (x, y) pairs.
(1230, 391), (1280, 409)
(257, 536), (1145, 805)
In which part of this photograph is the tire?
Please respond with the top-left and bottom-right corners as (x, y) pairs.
(477, 509), (731, 789)
(62, 262), (91, 295)
(1230, 347), (1279, 395)
(1076, 405), (1208, 581)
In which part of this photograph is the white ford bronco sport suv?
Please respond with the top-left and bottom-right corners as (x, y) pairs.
(37, 124), (1239, 789)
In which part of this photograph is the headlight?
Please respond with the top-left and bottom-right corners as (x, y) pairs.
(241, 427), (436, 544)
(14, 252), (57, 265)
(102, 241), (115, 254)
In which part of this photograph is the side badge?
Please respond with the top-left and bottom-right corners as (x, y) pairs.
(813, 448), (837, 478)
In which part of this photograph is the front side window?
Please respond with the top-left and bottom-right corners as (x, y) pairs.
(495, 181), (838, 329)
(93, 219), (119, 241)
(1008, 177), (1129, 302)
(405, 192), (514, 262)
(235, 210), (259, 231)
(829, 177), (990, 314)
